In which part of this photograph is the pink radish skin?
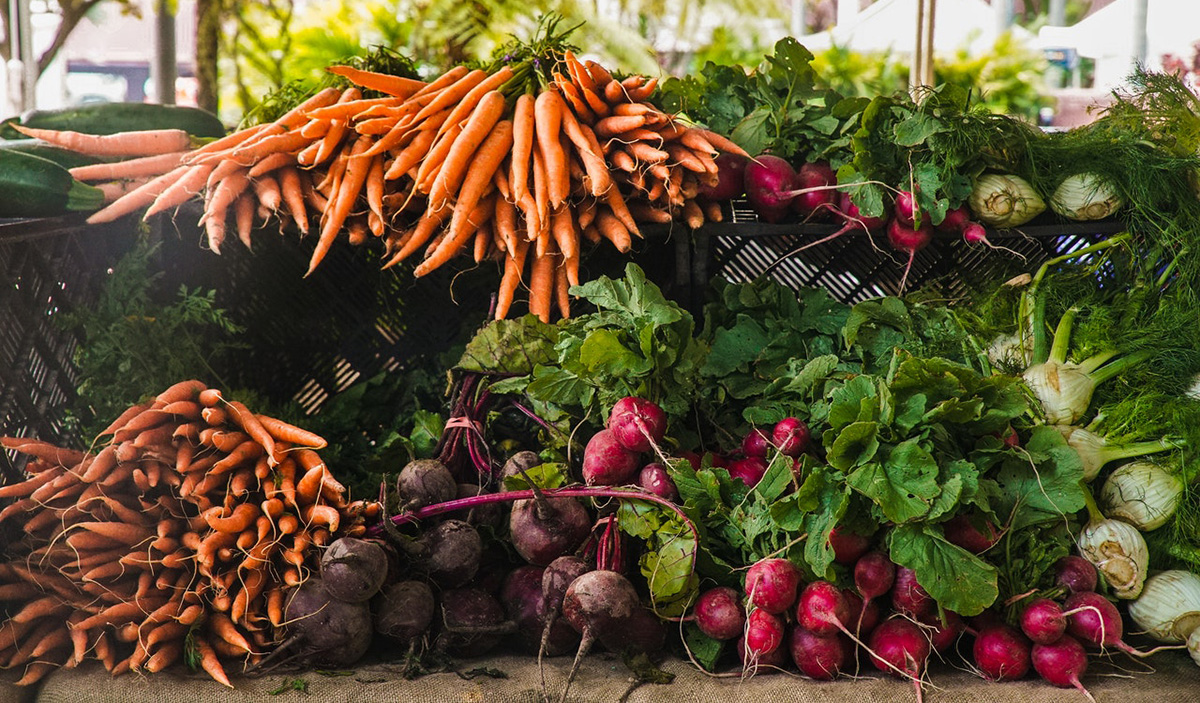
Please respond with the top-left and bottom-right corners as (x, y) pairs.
(582, 429), (641, 486)
(828, 527), (870, 565)
(693, 586), (745, 641)
(737, 631), (788, 670)
(942, 514), (1000, 554)
(637, 463), (678, 501)
(1062, 591), (1153, 656)
(869, 617), (932, 683)
(854, 551), (896, 601)
(796, 580), (850, 636)
(843, 589), (881, 635)
(768, 192), (889, 258)
(727, 456), (768, 487)
(1021, 597), (1067, 645)
(919, 610), (964, 653)
(606, 397), (666, 454)
(744, 558), (803, 614)
(741, 428), (771, 458)
(1032, 635), (1095, 701)
(893, 191), (930, 228)
(887, 218), (934, 292)
(937, 205), (971, 233)
(699, 153), (748, 201)
(744, 608), (786, 657)
(891, 566), (935, 618)
(973, 624), (1032, 681)
(1055, 556), (1098, 593)
(744, 155), (798, 223)
(772, 417), (810, 457)
(789, 627), (849, 680)
(789, 161), (837, 219)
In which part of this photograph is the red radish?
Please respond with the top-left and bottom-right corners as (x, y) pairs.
(796, 580), (850, 636)
(789, 161), (837, 219)
(942, 514), (999, 554)
(936, 204), (971, 233)
(1062, 591), (1154, 656)
(893, 190), (930, 228)
(920, 609), (964, 653)
(854, 551), (896, 602)
(828, 527), (870, 565)
(637, 463), (678, 501)
(692, 586), (745, 641)
(887, 217), (934, 292)
(891, 566), (935, 618)
(962, 221), (1025, 259)
(736, 631), (788, 670)
(727, 456), (768, 487)
(741, 428), (771, 459)
(764, 191), (889, 263)
(699, 153), (748, 202)
(606, 397), (666, 453)
(772, 417), (810, 457)
(843, 588), (881, 635)
(1031, 635), (1095, 701)
(744, 608), (786, 658)
(1054, 556), (1098, 593)
(680, 451), (730, 471)
(868, 617), (932, 691)
(743, 155), (798, 223)
(744, 558), (802, 614)
(1021, 597), (1068, 645)
(581, 429), (641, 486)
(789, 626), (848, 680)
(973, 624), (1032, 681)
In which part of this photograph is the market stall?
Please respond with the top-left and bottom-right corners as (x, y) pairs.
(3, 23), (1200, 703)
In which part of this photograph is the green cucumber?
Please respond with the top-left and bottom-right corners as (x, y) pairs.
(0, 138), (105, 170)
(1, 102), (226, 139)
(0, 150), (105, 218)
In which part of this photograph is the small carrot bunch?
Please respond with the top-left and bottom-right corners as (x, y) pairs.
(0, 379), (377, 687)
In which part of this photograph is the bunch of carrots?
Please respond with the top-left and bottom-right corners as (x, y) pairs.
(0, 379), (376, 687)
(25, 30), (744, 322)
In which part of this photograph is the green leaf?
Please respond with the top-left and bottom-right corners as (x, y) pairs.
(730, 107), (773, 156)
(825, 421), (880, 471)
(803, 470), (851, 580)
(888, 523), (998, 616)
(893, 113), (947, 147)
(407, 410), (444, 458)
(753, 452), (795, 503)
(579, 329), (652, 376)
(994, 426), (1087, 531)
(457, 316), (557, 375)
(525, 365), (594, 408)
(683, 623), (725, 671)
(847, 439), (940, 523)
(828, 375), (878, 431)
(703, 315), (771, 377)
(501, 463), (566, 491)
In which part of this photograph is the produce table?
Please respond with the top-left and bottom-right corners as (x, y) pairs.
(2, 651), (1197, 703)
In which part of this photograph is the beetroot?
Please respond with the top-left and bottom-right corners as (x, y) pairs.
(892, 566), (935, 618)
(699, 152), (749, 201)
(893, 191), (930, 228)
(796, 580), (850, 637)
(789, 627), (848, 680)
(320, 537), (389, 603)
(868, 617), (931, 680)
(1021, 597), (1068, 645)
(1031, 634), (1092, 697)
(374, 580), (435, 644)
(455, 483), (506, 527)
(727, 456), (768, 487)
(542, 556), (592, 613)
(942, 514), (999, 554)
(420, 519), (482, 587)
(508, 497), (591, 566)
(736, 633), (788, 670)
(499, 450), (542, 489)
(619, 608), (666, 654)
(772, 417), (810, 457)
(693, 586), (745, 641)
(1063, 590), (1141, 655)
(281, 579), (373, 667)
(744, 155), (798, 223)
(973, 624), (1032, 681)
(828, 527), (870, 565)
(582, 429), (641, 486)
(606, 397), (667, 453)
(436, 588), (509, 657)
(638, 463), (678, 501)
(744, 608), (786, 658)
(559, 570), (643, 700)
(501, 565), (549, 652)
(744, 558), (802, 614)
(741, 428), (771, 458)
(397, 459), (457, 510)
(1054, 556), (1098, 593)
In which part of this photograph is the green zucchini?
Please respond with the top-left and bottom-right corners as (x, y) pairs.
(1, 102), (226, 139)
(0, 138), (104, 170)
(0, 150), (105, 218)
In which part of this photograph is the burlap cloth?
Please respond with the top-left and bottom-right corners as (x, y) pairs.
(2, 650), (1198, 703)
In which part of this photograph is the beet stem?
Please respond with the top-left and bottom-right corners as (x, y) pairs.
(558, 630), (594, 703)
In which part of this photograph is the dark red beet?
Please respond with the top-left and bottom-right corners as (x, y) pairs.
(937, 204), (971, 233)
(373, 580), (435, 644)
(456, 483), (506, 527)
(561, 570), (640, 639)
(744, 155), (799, 222)
(508, 498), (591, 566)
(727, 456), (768, 487)
(1055, 556), (1099, 593)
(789, 626), (848, 680)
(886, 218), (934, 292)
(693, 586), (746, 641)
(891, 566), (935, 618)
(772, 417), (810, 457)
(790, 161), (837, 219)
(320, 537), (388, 603)
(741, 428), (771, 458)
(893, 191), (930, 228)
(436, 588), (509, 657)
(973, 624), (1032, 681)
(745, 558), (803, 614)
(614, 608), (666, 654)
(1031, 634), (1091, 695)
(843, 589), (881, 635)
(397, 459), (457, 510)
(500, 565), (550, 653)
(638, 463), (678, 501)
(499, 451), (542, 489)
(828, 527), (871, 565)
(542, 556), (592, 613)
(920, 610), (964, 653)
(420, 519), (482, 587)
(854, 551), (896, 601)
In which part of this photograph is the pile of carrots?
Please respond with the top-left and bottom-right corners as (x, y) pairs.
(0, 380), (375, 686)
(31, 48), (745, 322)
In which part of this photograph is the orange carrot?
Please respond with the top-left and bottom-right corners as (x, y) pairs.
(383, 126), (437, 180)
(426, 90), (508, 211)
(326, 65), (426, 97)
(234, 191), (256, 249)
(200, 169), (251, 254)
(626, 77), (659, 102)
(366, 154), (385, 236)
(210, 439), (265, 475)
(192, 635), (233, 687)
(266, 588), (285, 627)
(528, 248), (557, 323)
(409, 68), (488, 127)
(434, 66), (515, 141)
(307, 135), (373, 276)
(12, 124), (192, 157)
(229, 129), (318, 164)
(509, 93), (536, 205)
(531, 146), (549, 233)
(236, 86), (340, 147)
(559, 108), (612, 197)
(86, 165), (190, 223)
(301, 504), (340, 532)
(595, 208), (633, 252)
(495, 237), (529, 320)
(253, 414), (327, 448)
(534, 90), (569, 208)
(382, 206), (452, 268)
(277, 166), (309, 235)
(697, 128), (750, 157)
(69, 151), (187, 182)
(224, 400), (278, 464)
(604, 185), (641, 236)
(414, 119), (466, 192)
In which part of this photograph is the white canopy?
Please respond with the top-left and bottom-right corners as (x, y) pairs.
(801, 0), (1034, 56)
